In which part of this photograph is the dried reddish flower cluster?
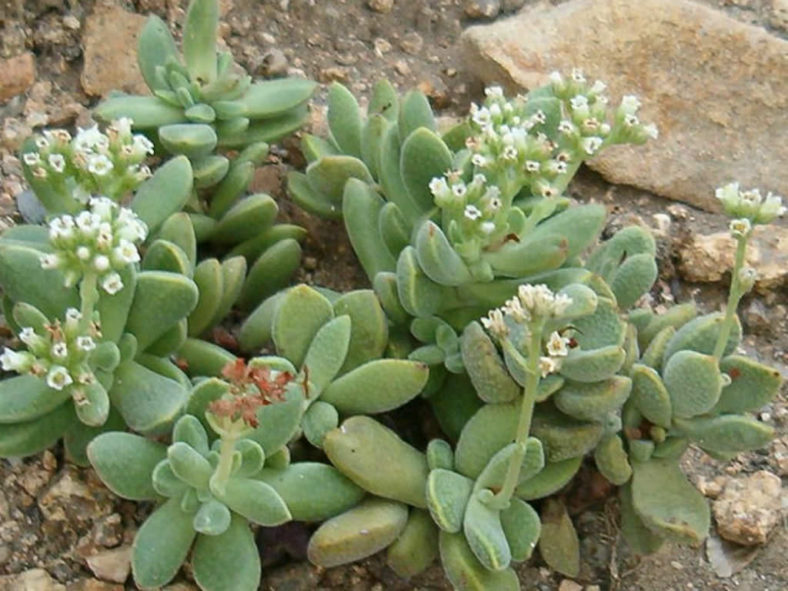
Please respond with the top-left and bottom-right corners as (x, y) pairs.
(207, 359), (294, 428)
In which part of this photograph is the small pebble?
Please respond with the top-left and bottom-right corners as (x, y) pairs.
(367, 0), (394, 14)
(464, 0), (501, 19)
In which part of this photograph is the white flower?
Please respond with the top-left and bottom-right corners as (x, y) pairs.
(546, 332), (570, 357)
(111, 117), (134, 137)
(101, 272), (124, 295)
(35, 136), (50, 150)
(548, 161), (568, 175)
(76, 246), (91, 261)
(452, 183), (468, 198)
(464, 205), (482, 221)
(76, 211), (101, 232)
(23, 152), (41, 166)
(517, 284), (572, 318)
(74, 125), (109, 153)
(600, 123), (612, 135)
(738, 266), (758, 291)
(570, 95), (589, 111)
(32, 167), (48, 179)
(429, 177), (450, 198)
(524, 160), (541, 173)
(503, 296), (529, 323)
(88, 154), (114, 176)
(729, 218), (751, 238)
(570, 68), (586, 83)
(480, 221), (496, 235)
(549, 71), (563, 85)
(481, 309), (509, 339)
(624, 114), (639, 127)
(558, 120), (576, 135)
(487, 196), (503, 211)
(489, 103), (502, 118)
(115, 208), (148, 242)
(484, 86), (504, 99)
(46, 365), (73, 391)
(49, 216), (75, 240)
(531, 110), (546, 125)
(472, 106), (492, 127)
(48, 153), (66, 173)
(51, 342), (68, 358)
(19, 327), (37, 346)
(581, 136), (603, 155)
(113, 239), (140, 264)
(135, 165), (153, 181)
(40, 253), (62, 270)
(65, 308), (82, 323)
(502, 146), (518, 160)
(642, 123), (658, 139)
(76, 336), (96, 351)
(1, 348), (32, 372)
(553, 294), (573, 316)
(539, 356), (560, 378)
(759, 192), (786, 222)
(620, 95), (641, 115)
(471, 154), (489, 167)
(93, 255), (110, 272)
(89, 197), (116, 220)
(590, 80), (607, 94)
(132, 134), (155, 156)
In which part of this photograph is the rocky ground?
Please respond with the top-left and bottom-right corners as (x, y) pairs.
(0, 0), (786, 589)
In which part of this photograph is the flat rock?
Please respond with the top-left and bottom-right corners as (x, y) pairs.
(81, 4), (148, 97)
(85, 546), (132, 584)
(0, 53), (36, 103)
(675, 224), (788, 291)
(462, 0), (788, 212)
(0, 569), (65, 591)
(712, 470), (783, 546)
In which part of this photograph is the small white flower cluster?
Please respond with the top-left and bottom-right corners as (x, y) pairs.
(0, 309), (98, 392)
(550, 69), (658, 146)
(430, 172), (506, 234)
(40, 197), (147, 294)
(481, 284), (573, 378)
(22, 118), (153, 202)
(715, 182), (785, 227)
(467, 87), (565, 199)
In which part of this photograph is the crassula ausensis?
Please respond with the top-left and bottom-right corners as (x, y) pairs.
(0, 7), (783, 587)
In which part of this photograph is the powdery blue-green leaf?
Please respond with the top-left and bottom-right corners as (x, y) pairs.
(515, 457), (583, 500)
(461, 321), (520, 404)
(271, 285), (334, 368)
(0, 402), (74, 458)
(320, 359), (429, 414)
(463, 492), (511, 571)
(323, 416), (429, 508)
(126, 271), (199, 351)
(332, 290), (388, 374)
(531, 403), (605, 462)
(631, 458), (710, 545)
(455, 402), (518, 479)
(327, 82), (363, 157)
(131, 156), (193, 233)
(159, 124), (217, 159)
(342, 179), (396, 280)
(132, 497), (196, 589)
(236, 79), (316, 118)
(301, 315), (351, 397)
(553, 376), (632, 422)
(192, 513), (260, 591)
(258, 462), (364, 522)
(307, 498), (409, 568)
(538, 498), (580, 577)
(716, 355), (783, 414)
(425, 468), (473, 534)
(215, 477), (291, 526)
(400, 128), (452, 213)
(0, 375), (70, 424)
(439, 531), (519, 591)
(192, 499), (232, 536)
(87, 432), (166, 500)
(501, 497), (540, 562)
(386, 508), (439, 578)
(182, 0), (218, 83)
(237, 238), (301, 311)
(95, 96), (187, 129)
(662, 350), (723, 418)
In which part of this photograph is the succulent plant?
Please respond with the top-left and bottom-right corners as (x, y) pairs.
(617, 185), (784, 552)
(0, 198), (198, 464)
(95, 0), (315, 164)
(88, 367), (365, 591)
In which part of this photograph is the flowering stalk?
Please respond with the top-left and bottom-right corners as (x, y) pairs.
(480, 285), (572, 509)
(712, 184), (785, 360)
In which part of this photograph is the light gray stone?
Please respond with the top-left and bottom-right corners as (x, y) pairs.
(462, 0), (788, 212)
(712, 470), (783, 546)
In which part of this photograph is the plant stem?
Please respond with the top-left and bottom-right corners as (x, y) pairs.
(492, 320), (543, 508)
(213, 429), (239, 495)
(78, 272), (98, 333)
(712, 234), (748, 361)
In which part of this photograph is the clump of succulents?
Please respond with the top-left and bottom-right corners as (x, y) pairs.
(0, 198), (198, 463)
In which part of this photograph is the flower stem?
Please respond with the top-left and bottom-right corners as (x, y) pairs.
(492, 320), (543, 508)
(212, 429), (239, 496)
(712, 234), (748, 361)
(78, 272), (98, 333)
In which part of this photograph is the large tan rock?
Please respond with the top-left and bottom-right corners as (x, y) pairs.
(81, 4), (148, 97)
(462, 0), (788, 212)
(0, 53), (36, 103)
